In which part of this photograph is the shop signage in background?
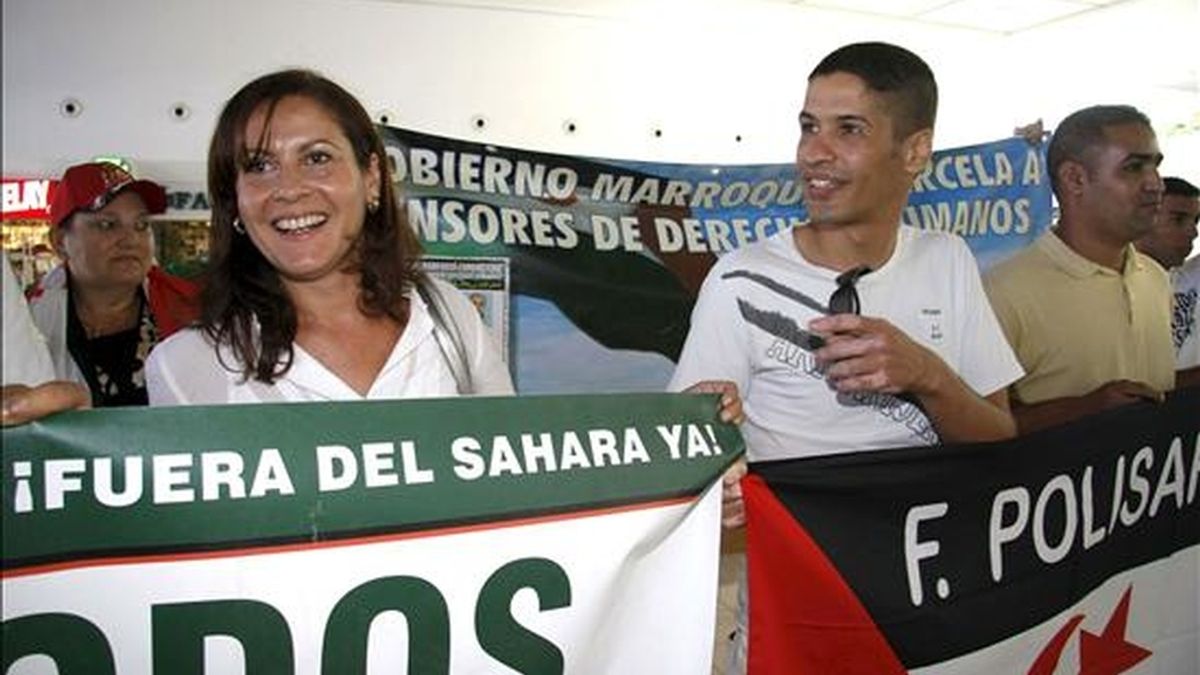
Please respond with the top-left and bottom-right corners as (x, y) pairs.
(0, 178), (56, 221)
(1, 182), (215, 221)
(2, 183), (215, 222)
(165, 189), (211, 215)
(2, 177), (59, 287)
(155, 187), (214, 280)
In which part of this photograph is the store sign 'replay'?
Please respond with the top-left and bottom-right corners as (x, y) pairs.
(1, 179), (55, 220)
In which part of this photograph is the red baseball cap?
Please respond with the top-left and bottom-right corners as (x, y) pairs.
(48, 162), (167, 227)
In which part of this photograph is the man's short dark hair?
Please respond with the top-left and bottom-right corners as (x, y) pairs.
(1046, 105), (1153, 197)
(809, 42), (937, 139)
(1163, 176), (1199, 199)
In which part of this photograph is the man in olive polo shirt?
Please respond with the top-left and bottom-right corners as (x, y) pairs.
(984, 105), (1174, 434)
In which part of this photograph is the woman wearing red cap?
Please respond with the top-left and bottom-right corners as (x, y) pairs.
(27, 162), (199, 407)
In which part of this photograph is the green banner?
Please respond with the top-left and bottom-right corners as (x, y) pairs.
(3, 393), (743, 570)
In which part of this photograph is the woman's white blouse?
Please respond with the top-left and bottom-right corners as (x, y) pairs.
(147, 278), (514, 405)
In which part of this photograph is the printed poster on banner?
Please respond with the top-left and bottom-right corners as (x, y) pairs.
(1, 393), (742, 674)
(421, 255), (511, 363)
(381, 126), (1051, 394)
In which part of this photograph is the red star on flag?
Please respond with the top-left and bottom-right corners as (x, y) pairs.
(1027, 586), (1151, 675)
(1078, 587), (1151, 675)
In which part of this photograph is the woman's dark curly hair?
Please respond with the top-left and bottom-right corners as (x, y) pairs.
(202, 68), (424, 382)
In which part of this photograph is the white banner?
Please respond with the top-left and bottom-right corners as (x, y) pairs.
(4, 486), (721, 674)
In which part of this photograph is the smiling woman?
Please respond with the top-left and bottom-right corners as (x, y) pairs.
(145, 69), (514, 405)
(235, 95), (379, 286)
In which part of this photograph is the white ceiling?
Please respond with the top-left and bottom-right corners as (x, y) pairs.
(798, 0), (1129, 34)
(362, 0), (1198, 172)
(366, 0), (1197, 129)
(384, 0), (1139, 35)
(2, 0), (1194, 179)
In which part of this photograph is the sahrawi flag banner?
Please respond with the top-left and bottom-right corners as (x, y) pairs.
(745, 386), (1199, 675)
(1, 393), (742, 674)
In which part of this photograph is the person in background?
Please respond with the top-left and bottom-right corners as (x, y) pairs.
(146, 70), (515, 403)
(28, 162), (199, 407)
(1134, 176), (1200, 387)
(2, 255), (89, 425)
(1136, 177), (1199, 270)
(669, 42), (1021, 672)
(985, 105), (1174, 433)
(1169, 258), (1200, 386)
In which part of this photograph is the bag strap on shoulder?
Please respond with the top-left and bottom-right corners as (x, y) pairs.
(417, 277), (474, 395)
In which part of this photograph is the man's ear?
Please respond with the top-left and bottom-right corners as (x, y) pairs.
(902, 128), (934, 175)
(1058, 160), (1088, 197)
(50, 223), (69, 261)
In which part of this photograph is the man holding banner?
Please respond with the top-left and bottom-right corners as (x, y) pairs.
(669, 42), (1022, 672)
(985, 105), (1174, 434)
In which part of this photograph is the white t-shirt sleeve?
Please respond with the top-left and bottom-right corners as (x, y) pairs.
(2, 257), (54, 386)
(667, 260), (752, 395)
(951, 240), (1024, 397)
(1173, 259), (1200, 370)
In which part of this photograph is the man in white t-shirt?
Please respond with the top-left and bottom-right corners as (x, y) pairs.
(1135, 176), (1200, 387)
(672, 41), (1020, 471)
(1173, 256), (1200, 376)
(669, 42), (1023, 672)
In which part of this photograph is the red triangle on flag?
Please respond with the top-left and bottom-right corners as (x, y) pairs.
(745, 474), (906, 674)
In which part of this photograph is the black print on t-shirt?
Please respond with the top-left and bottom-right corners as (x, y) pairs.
(722, 269), (830, 314)
(737, 299), (826, 351)
(1174, 288), (1196, 350)
(728, 270), (940, 445)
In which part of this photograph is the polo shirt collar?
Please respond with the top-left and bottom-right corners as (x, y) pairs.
(1038, 229), (1142, 279)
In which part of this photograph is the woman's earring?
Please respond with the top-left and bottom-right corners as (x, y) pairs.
(233, 217), (246, 235)
(367, 197), (380, 214)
